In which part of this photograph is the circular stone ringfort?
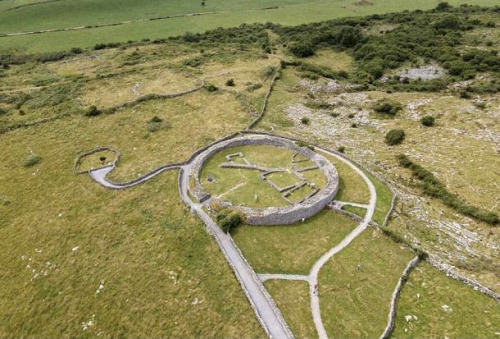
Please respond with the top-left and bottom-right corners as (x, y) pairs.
(188, 134), (339, 225)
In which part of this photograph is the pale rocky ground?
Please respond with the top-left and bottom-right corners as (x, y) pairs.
(268, 73), (500, 292)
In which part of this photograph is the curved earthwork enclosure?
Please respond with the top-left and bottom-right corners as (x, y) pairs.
(188, 134), (339, 225)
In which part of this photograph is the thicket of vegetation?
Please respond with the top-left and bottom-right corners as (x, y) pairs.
(397, 154), (499, 225)
(2, 3), (500, 96)
(373, 99), (402, 116)
(216, 208), (244, 233)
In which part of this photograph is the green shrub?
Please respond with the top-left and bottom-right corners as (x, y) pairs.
(436, 2), (452, 11)
(84, 105), (101, 117)
(338, 146), (346, 153)
(373, 99), (402, 116)
(70, 47), (83, 54)
(289, 42), (315, 58)
(225, 79), (235, 87)
(396, 154), (413, 168)
(216, 209), (244, 233)
(421, 115), (435, 126)
(23, 154), (41, 167)
(301, 117), (310, 125)
(385, 129), (405, 145)
(206, 84), (219, 92)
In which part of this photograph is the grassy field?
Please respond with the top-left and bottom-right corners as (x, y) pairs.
(318, 152), (371, 205)
(232, 209), (358, 274)
(264, 279), (317, 339)
(2, 7), (500, 337)
(0, 148), (263, 338)
(2, 0), (500, 53)
(366, 172), (394, 225)
(0, 43), (277, 337)
(393, 262), (500, 338)
(341, 204), (367, 219)
(318, 228), (415, 338)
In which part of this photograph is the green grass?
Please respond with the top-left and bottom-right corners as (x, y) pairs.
(393, 262), (500, 339)
(0, 133), (264, 338)
(268, 171), (304, 188)
(2, 0), (500, 53)
(366, 172), (394, 225)
(341, 204), (367, 219)
(319, 228), (415, 339)
(319, 151), (371, 205)
(232, 209), (358, 275)
(264, 279), (317, 339)
(287, 184), (316, 203)
(201, 145), (326, 208)
(300, 168), (327, 189)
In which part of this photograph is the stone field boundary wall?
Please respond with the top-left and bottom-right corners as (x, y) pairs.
(188, 133), (339, 225)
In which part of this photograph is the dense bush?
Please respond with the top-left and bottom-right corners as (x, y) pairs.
(421, 115), (435, 126)
(289, 42), (315, 57)
(225, 79), (235, 86)
(301, 117), (310, 125)
(216, 209), (244, 233)
(397, 154), (499, 225)
(385, 129), (405, 145)
(373, 99), (402, 116)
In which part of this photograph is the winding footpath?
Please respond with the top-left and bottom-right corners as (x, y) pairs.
(254, 147), (377, 339)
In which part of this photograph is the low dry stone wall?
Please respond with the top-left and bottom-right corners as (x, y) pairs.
(188, 134), (339, 225)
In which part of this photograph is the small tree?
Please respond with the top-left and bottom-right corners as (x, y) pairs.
(216, 209), (244, 233)
(225, 79), (235, 87)
(301, 117), (310, 125)
(421, 115), (435, 127)
(385, 129), (405, 145)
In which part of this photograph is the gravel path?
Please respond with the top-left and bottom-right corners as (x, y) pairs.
(309, 147), (376, 339)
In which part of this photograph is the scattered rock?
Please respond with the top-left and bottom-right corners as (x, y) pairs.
(441, 304), (453, 313)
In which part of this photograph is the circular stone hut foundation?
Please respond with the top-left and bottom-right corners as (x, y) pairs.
(188, 134), (339, 225)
